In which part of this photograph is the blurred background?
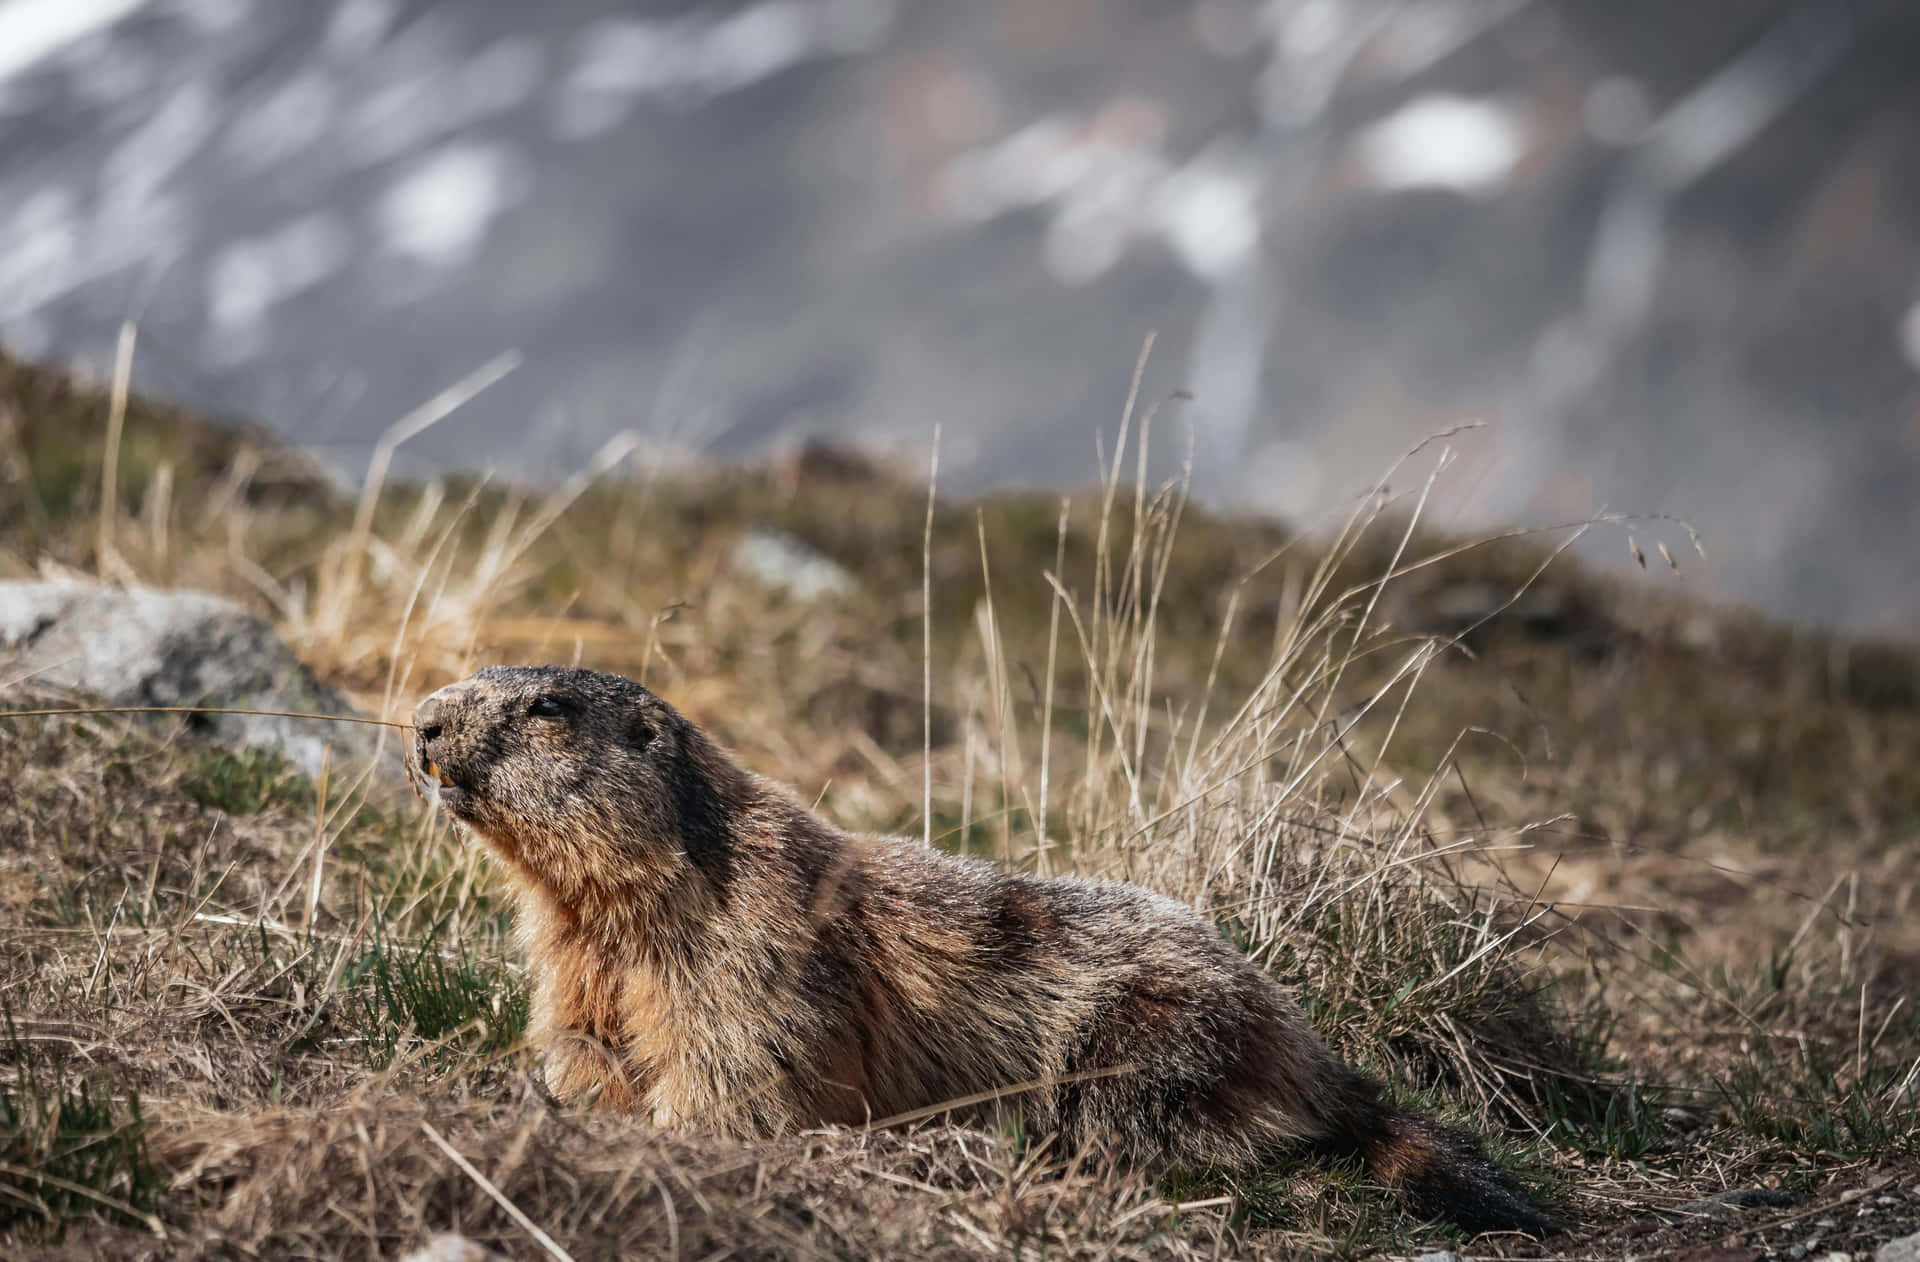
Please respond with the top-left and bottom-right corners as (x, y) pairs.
(2, 0), (1917, 632)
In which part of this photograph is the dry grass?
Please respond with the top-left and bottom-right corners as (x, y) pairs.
(2, 347), (1917, 1258)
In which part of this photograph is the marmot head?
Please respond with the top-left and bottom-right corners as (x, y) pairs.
(410, 666), (736, 904)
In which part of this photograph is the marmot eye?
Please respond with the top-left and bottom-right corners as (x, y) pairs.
(529, 696), (565, 719)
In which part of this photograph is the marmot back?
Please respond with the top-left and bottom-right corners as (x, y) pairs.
(409, 665), (1558, 1236)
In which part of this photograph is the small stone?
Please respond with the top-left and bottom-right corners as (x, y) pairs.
(1413, 1252), (1465, 1262)
(1880, 1229), (1920, 1262)
(731, 529), (859, 601)
(1787, 1245), (1806, 1259)
(1815, 1218), (1837, 1229)
(1844, 1188), (1869, 1202)
(400, 1235), (510, 1262)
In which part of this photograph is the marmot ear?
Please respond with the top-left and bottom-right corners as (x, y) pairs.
(630, 708), (657, 750)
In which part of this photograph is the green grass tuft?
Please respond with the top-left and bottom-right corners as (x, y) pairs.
(179, 746), (315, 815)
(0, 1026), (163, 1237)
(341, 924), (529, 1071)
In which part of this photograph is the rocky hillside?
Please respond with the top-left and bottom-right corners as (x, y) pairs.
(5, 0), (1919, 630)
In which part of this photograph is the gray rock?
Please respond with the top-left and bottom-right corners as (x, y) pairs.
(731, 530), (859, 601)
(1882, 1229), (1920, 1262)
(1413, 1252), (1466, 1262)
(0, 579), (404, 796)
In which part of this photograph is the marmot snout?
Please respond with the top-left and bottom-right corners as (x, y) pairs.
(409, 665), (1559, 1236)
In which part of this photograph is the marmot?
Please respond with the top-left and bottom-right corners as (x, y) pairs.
(409, 665), (1558, 1236)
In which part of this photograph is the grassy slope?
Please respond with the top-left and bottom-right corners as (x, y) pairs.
(2, 349), (1917, 1258)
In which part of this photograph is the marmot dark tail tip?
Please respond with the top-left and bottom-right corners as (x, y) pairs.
(1366, 1112), (1562, 1236)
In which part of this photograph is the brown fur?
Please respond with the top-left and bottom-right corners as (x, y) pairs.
(410, 666), (1559, 1235)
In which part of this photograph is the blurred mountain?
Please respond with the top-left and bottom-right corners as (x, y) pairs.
(2, 0), (1917, 630)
